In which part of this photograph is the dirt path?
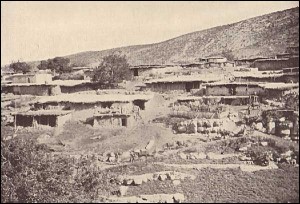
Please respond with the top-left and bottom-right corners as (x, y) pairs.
(153, 161), (279, 172)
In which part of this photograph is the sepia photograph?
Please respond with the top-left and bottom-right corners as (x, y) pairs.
(1, 1), (299, 203)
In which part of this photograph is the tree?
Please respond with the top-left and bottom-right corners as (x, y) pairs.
(221, 49), (235, 61)
(9, 61), (32, 74)
(37, 60), (48, 70)
(284, 93), (299, 111)
(37, 57), (71, 74)
(92, 54), (131, 84)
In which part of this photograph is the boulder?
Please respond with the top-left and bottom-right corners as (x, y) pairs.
(194, 152), (207, 160)
(280, 129), (290, 136)
(279, 117), (285, 122)
(145, 140), (155, 150)
(119, 186), (128, 196)
(166, 171), (177, 180)
(254, 122), (264, 131)
(120, 151), (131, 161)
(238, 146), (248, 152)
(133, 177), (143, 185)
(267, 121), (276, 134)
(158, 194), (174, 203)
(124, 179), (134, 186)
(189, 154), (196, 160)
(158, 174), (167, 181)
(260, 142), (268, 146)
(178, 153), (187, 159)
(177, 141), (184, 146)
(173, 180), (181, 186)
(108, 156), (116, 162)
(153, 173), (160, 181)
(173, 193), (185, 203)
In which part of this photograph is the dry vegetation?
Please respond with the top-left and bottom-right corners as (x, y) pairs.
(2, 122), (299, 203)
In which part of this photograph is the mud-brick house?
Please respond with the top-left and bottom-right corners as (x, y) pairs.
(252, 57), (299, 71)
(282, 67), (299, 74)
(234, 57), (269, 67)
(130, 65), (167, 77)
(232, 71), (283, 83)
(1, 80), (101, 96)
(275, 53), (298, 59)
(286, 46), (299, 55)
(12, 110), (73, 128)
(258, 83), (299, 99)
(280, 67), (299, 83)
(1, 83), (60, 96)
(71, 67), (94, 80)
(1, 69), (14, 83)
(129, 64), (183, 78)
(207, 56), (227, 63)
(205, 82), (264, 96)
(90, 113), (135, 128)
(144, 74), (222, 93)
(205, 56), (232, 68)
(51, 80), (95, 93)
(6, 73), (53, 84)
(34, 93), (153, 121)
(181, 63), (205, 68)
(177, 95), (250, 106)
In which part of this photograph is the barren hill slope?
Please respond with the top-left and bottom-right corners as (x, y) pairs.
(36, 7), (300, 67)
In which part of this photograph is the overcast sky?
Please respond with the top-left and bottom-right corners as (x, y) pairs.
(1, 1), (299, 66)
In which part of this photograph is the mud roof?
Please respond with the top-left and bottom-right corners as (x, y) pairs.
(144, 74), (222, 84)
(36, 93), (153, 104)
(258, 83), (299, 90)
(12, 110), (74, 116)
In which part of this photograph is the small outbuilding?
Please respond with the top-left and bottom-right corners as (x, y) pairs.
(6, 73), (52, 84)
(145, 74), (222, 93)
(205, 82), (264, 96)
(13, 110), (73, 128)
(91, 113), (135, 128)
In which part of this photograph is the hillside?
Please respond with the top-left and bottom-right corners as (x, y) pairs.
(35, 7), (299, 67)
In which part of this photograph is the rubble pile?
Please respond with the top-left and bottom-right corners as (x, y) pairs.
(113, 171), (196, 186)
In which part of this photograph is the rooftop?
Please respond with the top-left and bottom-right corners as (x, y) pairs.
(254, 58), (289, 62)
(144, 74), (223, 84)
(232, 71), (283, 78)
(258, 83), (299, 90)
(72, 67), (93, 70)
(205, 82), (261, 86)
(2, 80), (92, 87)
(7, 73), (51, 77)
(129, 64), (175, 69)
(177, 95), (249, 101)
(50, 80), (91, 86)
(94, 113), (131, 118)
(12, 110), (74, 116)
(236, 57), (269, 61)
(36, 93), (154, 104)
(206, 56), (226, 59)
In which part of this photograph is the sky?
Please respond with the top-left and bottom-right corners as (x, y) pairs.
(1, 1), (299, 66)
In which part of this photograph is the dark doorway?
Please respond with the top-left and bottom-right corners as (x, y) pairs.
(133, 69), (138, 76)
(121, 118), (127, 127)
(16, 115), (33, 127)
(102, 102), (113, 108)
(133, 100), (145, 110)
(186, 83), (193, 92)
